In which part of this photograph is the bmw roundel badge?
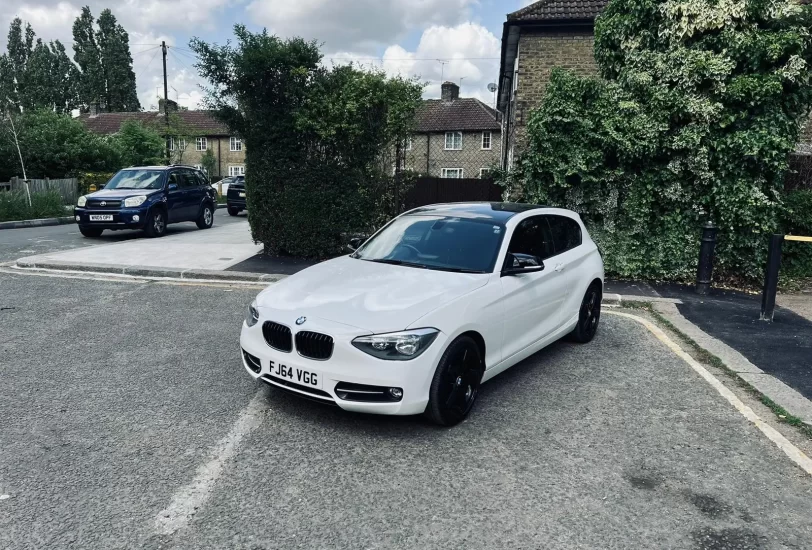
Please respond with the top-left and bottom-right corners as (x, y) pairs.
(296, 316), (307, 325)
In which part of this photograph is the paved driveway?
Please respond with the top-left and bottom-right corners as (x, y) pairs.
(1, 272), (810, 549)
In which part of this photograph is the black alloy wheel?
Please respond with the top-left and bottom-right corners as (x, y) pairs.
(426, 336), (484, 426)
(570, 283), (602, 343)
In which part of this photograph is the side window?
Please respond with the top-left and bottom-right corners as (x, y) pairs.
(507, 216), (555, 262)
(547, 215), (582, 254)
(167, 171), (181, 189)
(180, 170), (197, 189)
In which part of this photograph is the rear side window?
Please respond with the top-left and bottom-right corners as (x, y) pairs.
(507, 216), (555, 261)
(547, 215), (582, 254)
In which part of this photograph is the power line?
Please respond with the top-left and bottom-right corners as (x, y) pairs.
(132, 45), (161, 57)
(135, 47), (161, 84)
(168, 47), (194, 73)
(170, 47), (199, 62)
(330, 56), (499, 61)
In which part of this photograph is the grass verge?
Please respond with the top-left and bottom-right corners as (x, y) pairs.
(0, 190), (67, 223)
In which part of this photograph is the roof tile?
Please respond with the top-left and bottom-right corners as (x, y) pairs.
(508, 0), (608, 22)
(415, 98), (501, 133)
(77, 110), (230, 135)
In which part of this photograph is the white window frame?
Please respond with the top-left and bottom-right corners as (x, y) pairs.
(229, 137), (242, 152)
(405, 137), (412, 151)
(441, 168), (463, 179)
(481, 131), (492, 150)
(479, 168), (491, 178)
(169, 137), (186, 151)
(444, 131), (462, 151)
(228, 165), (245, 177)
(196, 137), (208, 151)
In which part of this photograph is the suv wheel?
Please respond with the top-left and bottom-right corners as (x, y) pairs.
(227, 206), (241, 216)
(79, 226), (103, 238)
(144, 208), (167, 238)
(197, 204), (214, 229)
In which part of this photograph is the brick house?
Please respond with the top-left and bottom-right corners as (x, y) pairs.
(78, 102), (246, 179)
(405, 82), (501, 178)
(497, 0), (606, 170)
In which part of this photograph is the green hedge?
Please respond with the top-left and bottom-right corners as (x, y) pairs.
(77, 172), (116, 195)
(0, 190), (66, 222)
(780, 190), (812, 277)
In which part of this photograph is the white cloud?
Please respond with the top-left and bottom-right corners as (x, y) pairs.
(327, 22), (501, 104)
(247, 0), (475, 53)
(1, 2), (80, 45)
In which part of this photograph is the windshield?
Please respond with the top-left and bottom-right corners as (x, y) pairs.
(353, 215), (505, 273)
(104, 169), (165, 190)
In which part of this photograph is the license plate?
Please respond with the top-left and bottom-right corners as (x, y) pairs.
(239, 192), (246, 198)
(269, 360), (321, 389)
(89, 215), (113, 221)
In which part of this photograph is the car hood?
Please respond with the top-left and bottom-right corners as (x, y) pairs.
(87, 188), (161, 200)
(256, 255), (490, 333)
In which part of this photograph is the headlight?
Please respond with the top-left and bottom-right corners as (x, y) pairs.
(124, 195), (148, 207)
(352, 328), (439, 361)
(77, 196), (87, 207)
(246, 301), (259, 327)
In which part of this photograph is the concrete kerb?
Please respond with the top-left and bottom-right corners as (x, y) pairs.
(14, 257), (284, 284)
(603, 293), (682, 305)
(0, 216), (75, 231)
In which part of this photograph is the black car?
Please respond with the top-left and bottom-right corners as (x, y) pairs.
(74, 165), (217, 238)
(226, 176), (246, 216)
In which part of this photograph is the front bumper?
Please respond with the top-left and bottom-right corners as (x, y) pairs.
(74, 207), (148, 230)
(239, 314), (446, 415)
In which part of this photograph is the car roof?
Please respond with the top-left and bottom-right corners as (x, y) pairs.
(404, 202), (549, 223)
(122, 165), (202, 171)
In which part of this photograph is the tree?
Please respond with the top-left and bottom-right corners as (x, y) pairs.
(72, 6), (140, 112)
(200, 148), (217, 178)
(162, 112), (200, 164)
(112, 120), (165, 167)
(25, 39), (79, 113)
(510, 0), (812, 281)
(191, 26), (422, 257)
(3, 18), (34, 109)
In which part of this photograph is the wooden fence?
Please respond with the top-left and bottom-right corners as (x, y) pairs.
(1, 177), (79, 204)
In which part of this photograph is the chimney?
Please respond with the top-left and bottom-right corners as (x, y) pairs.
(159, 98), (179, 114)
(441, 81), (460, 102)
(88, 102), (101, 117)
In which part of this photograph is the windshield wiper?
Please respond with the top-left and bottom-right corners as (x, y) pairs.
(365, 258), (428, 269)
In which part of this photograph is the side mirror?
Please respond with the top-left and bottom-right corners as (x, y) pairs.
(168, 183), (178, 191)
(98, 184), (106, 190)
(347, 236), (365, 252)
(501, 253), (545, 277)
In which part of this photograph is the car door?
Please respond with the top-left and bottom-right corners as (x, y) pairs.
(499, 215), (570, 362)
(183, 169), (207, 221)
(546, 214), (588, 325)
(165, 170), (186, 223)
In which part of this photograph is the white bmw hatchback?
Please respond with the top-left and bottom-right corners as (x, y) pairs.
(240, 203), (604, 425)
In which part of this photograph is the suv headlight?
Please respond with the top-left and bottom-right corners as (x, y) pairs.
(352, 328), (439, 361)
(77, 196), (87, 207)
(124, 195), (148, 207)
(246, 301), (259, 327)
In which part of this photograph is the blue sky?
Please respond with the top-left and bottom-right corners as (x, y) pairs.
(2, 0), (532, 109)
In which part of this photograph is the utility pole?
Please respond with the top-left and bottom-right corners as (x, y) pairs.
(162, 41), (170, 162)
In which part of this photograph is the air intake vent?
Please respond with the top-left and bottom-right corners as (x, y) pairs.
(262, 321), (292, 352)
(295, 331), (334, 360)
(242, 349), (261, 373)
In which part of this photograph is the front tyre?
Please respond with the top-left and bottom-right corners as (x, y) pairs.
(196, 203), (214, 229)
(570, 283), (602, 343)
(79, 226), (103, 238)
(425, 336), (484, 427)
(144, 208), (167, 238)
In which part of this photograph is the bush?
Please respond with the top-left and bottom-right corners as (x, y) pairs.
(0, 190), (66, 222)
(780, 190), (812, 276)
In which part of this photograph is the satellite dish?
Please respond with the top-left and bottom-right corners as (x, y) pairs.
(487, 83), (498, 92)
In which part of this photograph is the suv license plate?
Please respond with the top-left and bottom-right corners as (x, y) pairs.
(89, 215), (113, 221)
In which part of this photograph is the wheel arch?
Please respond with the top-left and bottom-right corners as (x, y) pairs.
(457, 330), (487, 370)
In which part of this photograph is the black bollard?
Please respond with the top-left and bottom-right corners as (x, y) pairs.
(695, 221), (718, 295)
(760, 234), (784, 322)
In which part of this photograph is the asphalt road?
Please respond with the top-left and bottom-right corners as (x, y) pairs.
(0, 211), (247, 263)
(1, 272), (811, 550)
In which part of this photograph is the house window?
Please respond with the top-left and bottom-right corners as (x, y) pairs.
(196, 137), (208, 151)
(441, 168), (463, 178)
(405, 137), (412, 151)
(230, 137), (242, 152)
(228, 165), (245, 176)
(481, 131), (492, 150)
(480, 168), (491, 178)
(169, 137), (186, 151)
(444, 132), (462, 150)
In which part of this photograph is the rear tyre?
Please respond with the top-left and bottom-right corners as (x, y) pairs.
(227, 206), (241, 216)
(144, 208), (167, 238)
(196, 203), (214, 229)
(569, 282), (602, 343)
(79, 226), (103, 238)
(425, 336), (484, 427)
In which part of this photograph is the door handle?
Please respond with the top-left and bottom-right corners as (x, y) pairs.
(553, 263), (565, 272)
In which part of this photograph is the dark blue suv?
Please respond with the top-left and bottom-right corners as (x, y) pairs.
(74, 165), (217, 238)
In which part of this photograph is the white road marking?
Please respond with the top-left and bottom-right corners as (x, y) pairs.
(0, 494), (10, 500)
(606, 310), (812, 476)
(153, 391), (268, 535)
(0, 267), (268, 289)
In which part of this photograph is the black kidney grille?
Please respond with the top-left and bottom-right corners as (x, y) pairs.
(295, 331), (334, 360)
(262, 321), (292, 352)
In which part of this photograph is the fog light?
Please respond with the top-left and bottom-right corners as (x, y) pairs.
(75, 215), (80, 222)
(388, 388), (403, 399)
(132, 215), (140, 222)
